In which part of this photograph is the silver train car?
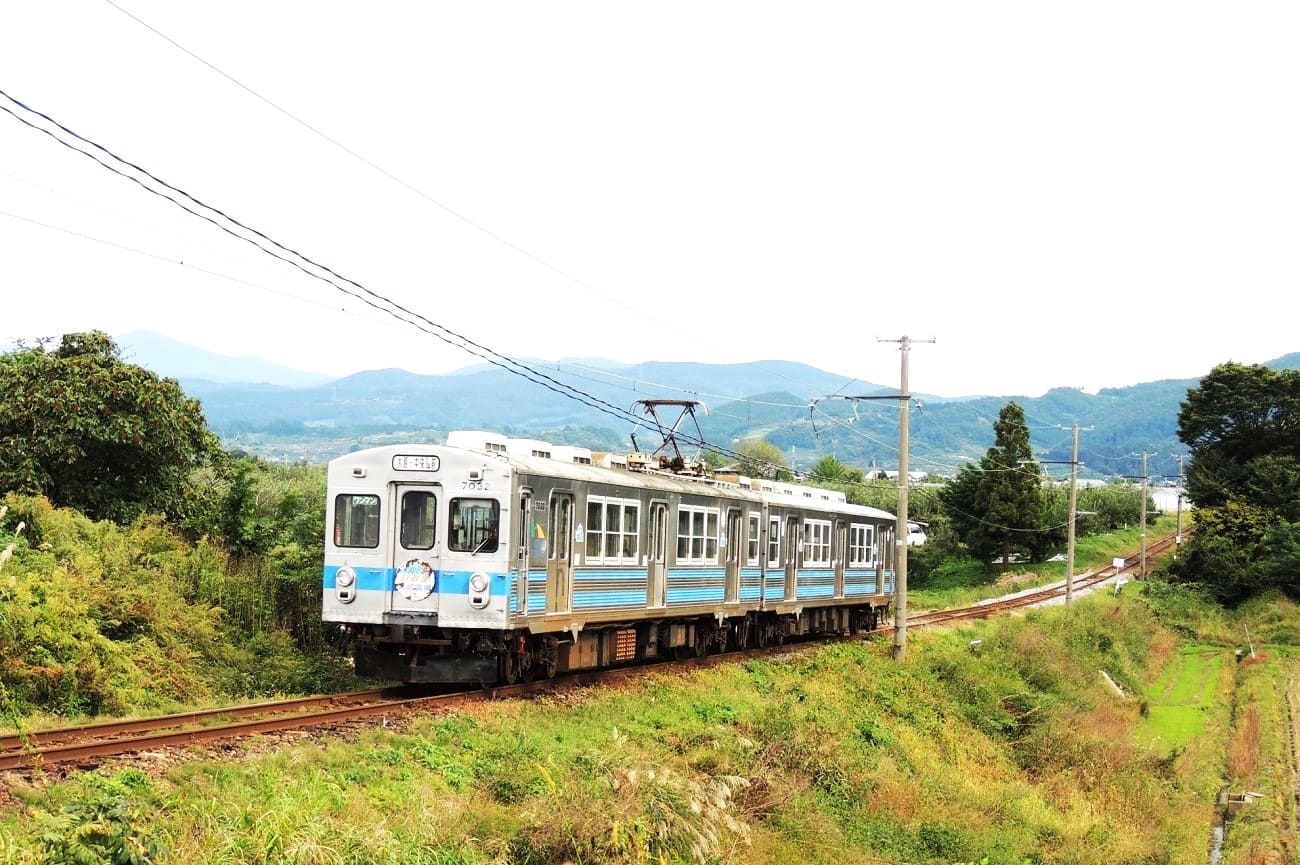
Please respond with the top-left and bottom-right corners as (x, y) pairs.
(322, 431), (897, 684)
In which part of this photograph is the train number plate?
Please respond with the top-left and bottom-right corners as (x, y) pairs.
(392, 454), (441, 472)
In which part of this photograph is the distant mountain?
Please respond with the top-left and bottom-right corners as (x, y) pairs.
(112, 331), (1300, 482)
(117, 330), (332, 388)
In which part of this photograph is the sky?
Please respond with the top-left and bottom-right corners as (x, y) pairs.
(2, 1), (1297, 399)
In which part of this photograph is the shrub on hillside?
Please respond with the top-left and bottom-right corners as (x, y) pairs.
(0, 493), (345, 718)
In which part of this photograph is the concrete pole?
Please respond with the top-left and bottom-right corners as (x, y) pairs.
(1175, 453), (1185, 560)
(1065, 423), (1079, 605)
(893, 336), (911, 660)
(1140, 451), (1149, 579)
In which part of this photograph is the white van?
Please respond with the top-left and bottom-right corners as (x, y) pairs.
(906, 522), (928, 546)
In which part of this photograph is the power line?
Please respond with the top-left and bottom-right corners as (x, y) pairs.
(0, 90), (645, 428)
(101, 0), (859, 403)
(100, 0), (686, 336)
(0, 87), (795, 470)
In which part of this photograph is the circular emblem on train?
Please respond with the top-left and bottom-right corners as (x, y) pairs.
(396, 558), (437, 602)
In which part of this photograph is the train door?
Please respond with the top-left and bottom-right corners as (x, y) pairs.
(517, 489), (546, 616)
(784, 515), (800, 601)
(389, 484), (441, 613)
(647, 501), (668, 608)
(834, 520), (847, 598)
(724, 508), (742, 604)
(764, 511), (780, 604)
(883, 522), (895, 592)
(546, 492), (574, 614)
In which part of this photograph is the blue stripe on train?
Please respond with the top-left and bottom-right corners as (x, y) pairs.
(322, 566), (506, 595)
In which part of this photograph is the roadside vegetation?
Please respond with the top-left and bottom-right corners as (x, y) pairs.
(3, 574), (1293, 864)
(4, 334), (1300, 862)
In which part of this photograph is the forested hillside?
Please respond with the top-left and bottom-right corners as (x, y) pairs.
(171, 350), (1300, 481)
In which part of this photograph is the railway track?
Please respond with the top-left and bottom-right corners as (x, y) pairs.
(1, 533), (1180, 776)
(907, 534), (1177, 630)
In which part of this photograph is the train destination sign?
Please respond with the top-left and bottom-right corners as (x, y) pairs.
(392, 454), (441, 472)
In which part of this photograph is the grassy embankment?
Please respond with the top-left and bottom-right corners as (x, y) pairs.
(3, 504), (1296, 863)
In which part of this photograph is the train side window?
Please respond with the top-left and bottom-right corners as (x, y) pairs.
(586, 496), (640, 564)
(804, 518), (831, 566)
(399, 491), (437, 550)
(585, 498), (604, 559)
(747, 513), (760, 566)
(677, 504), (720, 564)
(334, 494), (380, 548)
(767, 515), (780, 567)
(549, 494), (572, 560)
(449, 498), (499, 553)
(849, 523), (870, 566)
(622, 503), (639, 559)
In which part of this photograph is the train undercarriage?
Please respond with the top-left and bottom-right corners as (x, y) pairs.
(348, 604), (891, 685)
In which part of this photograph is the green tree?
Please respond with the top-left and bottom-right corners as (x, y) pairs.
(809, 454), (849, 483)
(940, 402), (1046, 567)
(735, 438), (792, 481)
(1172, 361), (1300, 603)
(0, 331), (217, 523)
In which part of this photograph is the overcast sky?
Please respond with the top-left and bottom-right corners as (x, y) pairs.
(3, 1), (1297, 399)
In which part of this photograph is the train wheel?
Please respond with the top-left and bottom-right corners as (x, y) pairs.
(501, 650), (520, 685)
(538, 637), (559, 679)
(693, 625), (710, 657)
(519, 649), (536, 683)
(756, 621), (769, 649)
(733, 619), (751, 651)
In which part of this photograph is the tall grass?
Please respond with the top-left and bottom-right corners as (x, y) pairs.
(4, 582), (1252, 863)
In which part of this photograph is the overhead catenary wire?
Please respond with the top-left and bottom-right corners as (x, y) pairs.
(0, 92), (650, 430)
(100, 0), (854, 402)
(0, 87), (790, 471)
(1, 80), (1062, 483)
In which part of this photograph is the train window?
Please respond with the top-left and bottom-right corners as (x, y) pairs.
(334, 494), (380, 548)
(399, 491), (437, 550)
(548, 495), (572, 561)
(747, 514), (760, 566)
(676, 504), (719, 564)
(621, 504), (639, 559)
(586, 496), (640, 564)
(849, 524), (874, 567)
(767, 516), (780, 567)
(448, 498), (500, 553)
(585, 499), (603, 559)
(804, 519), (832, 566)
(649, 502), (667, 563)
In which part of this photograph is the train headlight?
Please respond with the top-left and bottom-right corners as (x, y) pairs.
(335, 566), (357, 604)
(469, 571), (490, 608)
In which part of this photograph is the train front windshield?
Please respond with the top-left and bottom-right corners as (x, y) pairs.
(334, 494), (381, 548)
(449, 497), (500, 553)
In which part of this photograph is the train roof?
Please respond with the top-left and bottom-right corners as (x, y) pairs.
(331, 436), (897, 522)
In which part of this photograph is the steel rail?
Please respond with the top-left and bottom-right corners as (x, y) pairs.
(2, 532), (1183, 774)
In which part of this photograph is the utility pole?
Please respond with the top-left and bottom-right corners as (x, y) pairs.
(810, 335), (931, 660)
(1064, 424), (1083, 604)
(1175, 453), (1186, 560)
(1031, 424), (1091, 604)
(1131, 451), (1155, 578)
(880, 335), (933, 661)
